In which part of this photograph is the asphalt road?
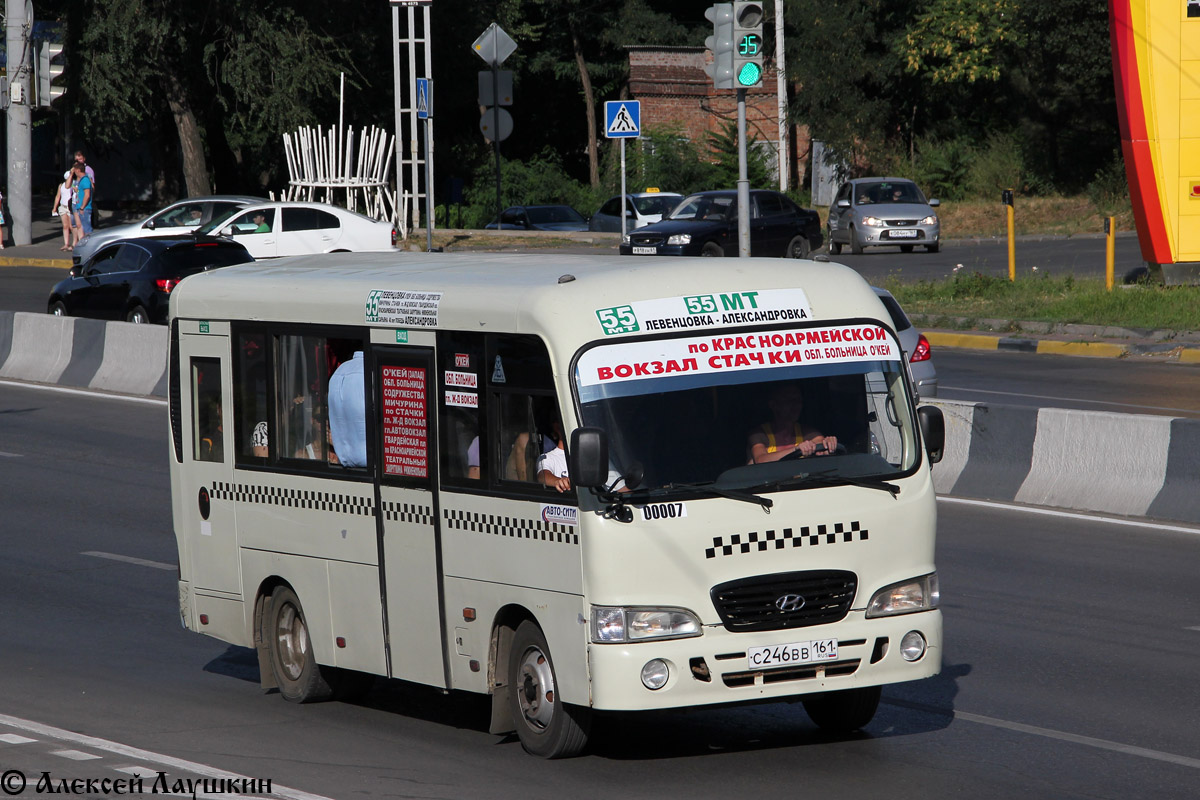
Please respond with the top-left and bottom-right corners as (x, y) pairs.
(3, 380), (1200, 798)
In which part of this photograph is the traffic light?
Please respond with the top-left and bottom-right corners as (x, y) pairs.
(38, 41), (66, 107)
(704, 4), (735, 90)
(732, 1), (765, 88)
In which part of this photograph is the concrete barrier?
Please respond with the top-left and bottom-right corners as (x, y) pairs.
(929, 398), (1200, 526)
(0, 311), (1195, 527)
(0, 311), (167, 397)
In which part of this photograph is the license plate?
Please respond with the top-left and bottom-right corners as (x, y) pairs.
(747, 638), (838, 669)
(889, 229), (917, 238)
(632, 246), (657, 254)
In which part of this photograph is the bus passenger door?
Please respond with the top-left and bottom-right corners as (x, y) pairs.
(373, 347), (448, 689)
(180, 331), (240, 596)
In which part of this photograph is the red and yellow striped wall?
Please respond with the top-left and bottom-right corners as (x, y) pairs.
(1110, 0), (1200, 268)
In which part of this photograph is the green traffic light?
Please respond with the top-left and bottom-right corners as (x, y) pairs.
(737, 62), (762, 86)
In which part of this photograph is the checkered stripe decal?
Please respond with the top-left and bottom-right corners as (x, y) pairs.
(705, 521), (867, 559)
(443, 509), (579, 545)
(382, 500), (434, 526)
(210, 482), (375, 516)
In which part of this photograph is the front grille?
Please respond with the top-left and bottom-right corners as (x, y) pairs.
(711, 570), (857, 632)
(629, 232), (667, 245)
(887, 219), (919, 226)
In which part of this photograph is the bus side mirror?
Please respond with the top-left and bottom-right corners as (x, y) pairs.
(918, 406), (945, 464)
(569, 427), (609, 488)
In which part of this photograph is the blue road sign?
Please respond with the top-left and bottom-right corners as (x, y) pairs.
(604, 100), (641, 139)
(416, 78), (433, 119)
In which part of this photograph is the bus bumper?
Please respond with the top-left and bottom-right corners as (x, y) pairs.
(586, 609), (941, 711)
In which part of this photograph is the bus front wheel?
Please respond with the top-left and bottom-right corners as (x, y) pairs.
(267, 586), (333, 703)
(507, 620), (590, 758)
(801, 685), (881, 733)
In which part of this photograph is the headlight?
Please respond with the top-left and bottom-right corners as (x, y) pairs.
(861, 216), (885, 227)
(865, 573), (939, 618)
(590, 606), (702, 642)
(920, 215), (938, 226)
(621, 234), (631, 244)
(667, 234), (692, 245)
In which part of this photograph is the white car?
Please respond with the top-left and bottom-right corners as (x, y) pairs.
(199, 202), (397, 259)
(588, 191), (683, 232)
(72, 195), (264, 267)
(873, 286), (937, 398)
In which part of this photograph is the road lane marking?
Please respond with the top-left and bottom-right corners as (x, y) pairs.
(0, 378), (167, 406)
(937, 496), (1200, 536)
(885, 699), (1200, 770)
(82, 551), (177, 571)
(52, 748), (103, 760)
(939, 384), (1200, 416)
(0, 451), (22, 458)
(0, 713), (337, 800)
(0, 733), (36, 743)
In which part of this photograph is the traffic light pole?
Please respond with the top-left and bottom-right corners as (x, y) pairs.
(6, 0), (33, 246)
(736, 88), (750, 258)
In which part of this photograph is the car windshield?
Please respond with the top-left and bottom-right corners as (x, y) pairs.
(526, 206), (585, 224)
(669, 195), (734, 222)
(858, 182), (927, 205)
(574, 322), (919, 496)
(634, 195), (681, 216)
(198, 207), (244, 235)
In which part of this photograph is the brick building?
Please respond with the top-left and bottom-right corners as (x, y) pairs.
(625, 45), (809, 189)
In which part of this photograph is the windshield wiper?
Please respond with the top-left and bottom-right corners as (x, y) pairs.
(763, 469), (901, 497)
(657, 481), (774, 511)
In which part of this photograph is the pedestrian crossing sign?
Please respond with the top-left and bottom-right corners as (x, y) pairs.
(604, 100), (641, 139)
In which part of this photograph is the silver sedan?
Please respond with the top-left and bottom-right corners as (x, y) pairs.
(828, 178), (940, 255)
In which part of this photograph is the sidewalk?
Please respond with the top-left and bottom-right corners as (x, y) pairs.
(0, 202), (85, 268)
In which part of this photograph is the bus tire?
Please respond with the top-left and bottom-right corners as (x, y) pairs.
(266, 586), (333, 703)
(508, 620), (590, 758)
(801, 685), (881, 733)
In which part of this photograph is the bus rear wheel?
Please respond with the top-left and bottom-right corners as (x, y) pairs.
(801, 685), (881, 733)
(267, 586), (333, 703)
(507, 620), (590, 758)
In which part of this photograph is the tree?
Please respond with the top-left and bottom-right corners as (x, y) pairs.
(898, 0), (1019, 85)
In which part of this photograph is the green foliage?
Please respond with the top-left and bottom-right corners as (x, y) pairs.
(460, 149), (596, 228)
(965, 133), (1025, 198)
(912, 138), (975, 200)
(1087, 152), (1132, 215)
(705, 122), (772, 190)
(899, 0), (1020, 84)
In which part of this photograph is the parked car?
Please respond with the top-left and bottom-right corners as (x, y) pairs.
(48, 236), (253, 324)
(72, 195), (264, 267)
(588, 191), (683, 232)
(198, 202), (397, 259)
(873, 286), (937, 398)
(827, 178), (940, 255)
(619, 190), (822, 258)
(484, 205), (590, 232)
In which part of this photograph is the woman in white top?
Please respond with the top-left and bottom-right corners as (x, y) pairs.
(53, 172), (75, 250)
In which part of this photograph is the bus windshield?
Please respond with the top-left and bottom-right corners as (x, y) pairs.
(574, 323), (918, 495)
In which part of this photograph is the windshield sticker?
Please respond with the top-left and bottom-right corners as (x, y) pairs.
(595, 289), (813, 336)
(455, 353), (470, 368)
(381, 366), (428, 478)
(491, 355), (507, 384)
(365, 289), (442, 327)
(578, 324), (899, 387)
(639, 502), (687, 521)
(541, 504), (579, 527)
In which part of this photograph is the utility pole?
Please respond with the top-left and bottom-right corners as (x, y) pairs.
(6, 0), (33, 245)
(774, 0), (788, 192)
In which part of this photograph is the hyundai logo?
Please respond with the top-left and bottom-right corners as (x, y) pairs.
(775, 594), (806, 612)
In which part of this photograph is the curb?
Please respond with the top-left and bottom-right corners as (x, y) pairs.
(928, 398), (1200, 527)
(923, 330), (1200, 362)
(0, 254), (72, 269)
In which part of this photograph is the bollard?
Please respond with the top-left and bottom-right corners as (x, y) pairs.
(1105, 216), (1115, 291)
(1002, 189), (1015, 281)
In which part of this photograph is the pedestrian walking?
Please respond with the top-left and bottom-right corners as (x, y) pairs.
(53, 171), (75, 250)
(72, 164), (94, 236)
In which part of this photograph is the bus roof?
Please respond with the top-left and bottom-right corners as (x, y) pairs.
(169, 252), (888, 348)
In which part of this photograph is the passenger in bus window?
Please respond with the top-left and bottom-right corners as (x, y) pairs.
(747, 384), (837, 463)
(252, 420), (269, 457)
(467, 436), (480, 479)
(537, 419), (570, 493)
(328, 351), (367, 468)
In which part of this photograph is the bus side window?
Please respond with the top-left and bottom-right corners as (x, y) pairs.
(191, 357), (223, 462)
(438, 332), (486, 486)
(235, 332), (270, 462)
(489, 334), (569, 496)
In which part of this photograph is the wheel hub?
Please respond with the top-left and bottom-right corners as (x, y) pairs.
(517, 648), (556, 729)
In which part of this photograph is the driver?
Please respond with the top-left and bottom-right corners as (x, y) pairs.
(747, 383), (837, 463)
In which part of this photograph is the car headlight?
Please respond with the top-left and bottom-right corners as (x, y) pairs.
(865, 573), (939, 618)
(920, 215), (938, 226)
(861, 216), (886, 227)
(591, 606), (702, 642)
(667, 234), (692, 245)
(621, 234), (631, 244)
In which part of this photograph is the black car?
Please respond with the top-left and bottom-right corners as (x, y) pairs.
(619, 190), (822, 258)
(48, 235), (253, 324)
